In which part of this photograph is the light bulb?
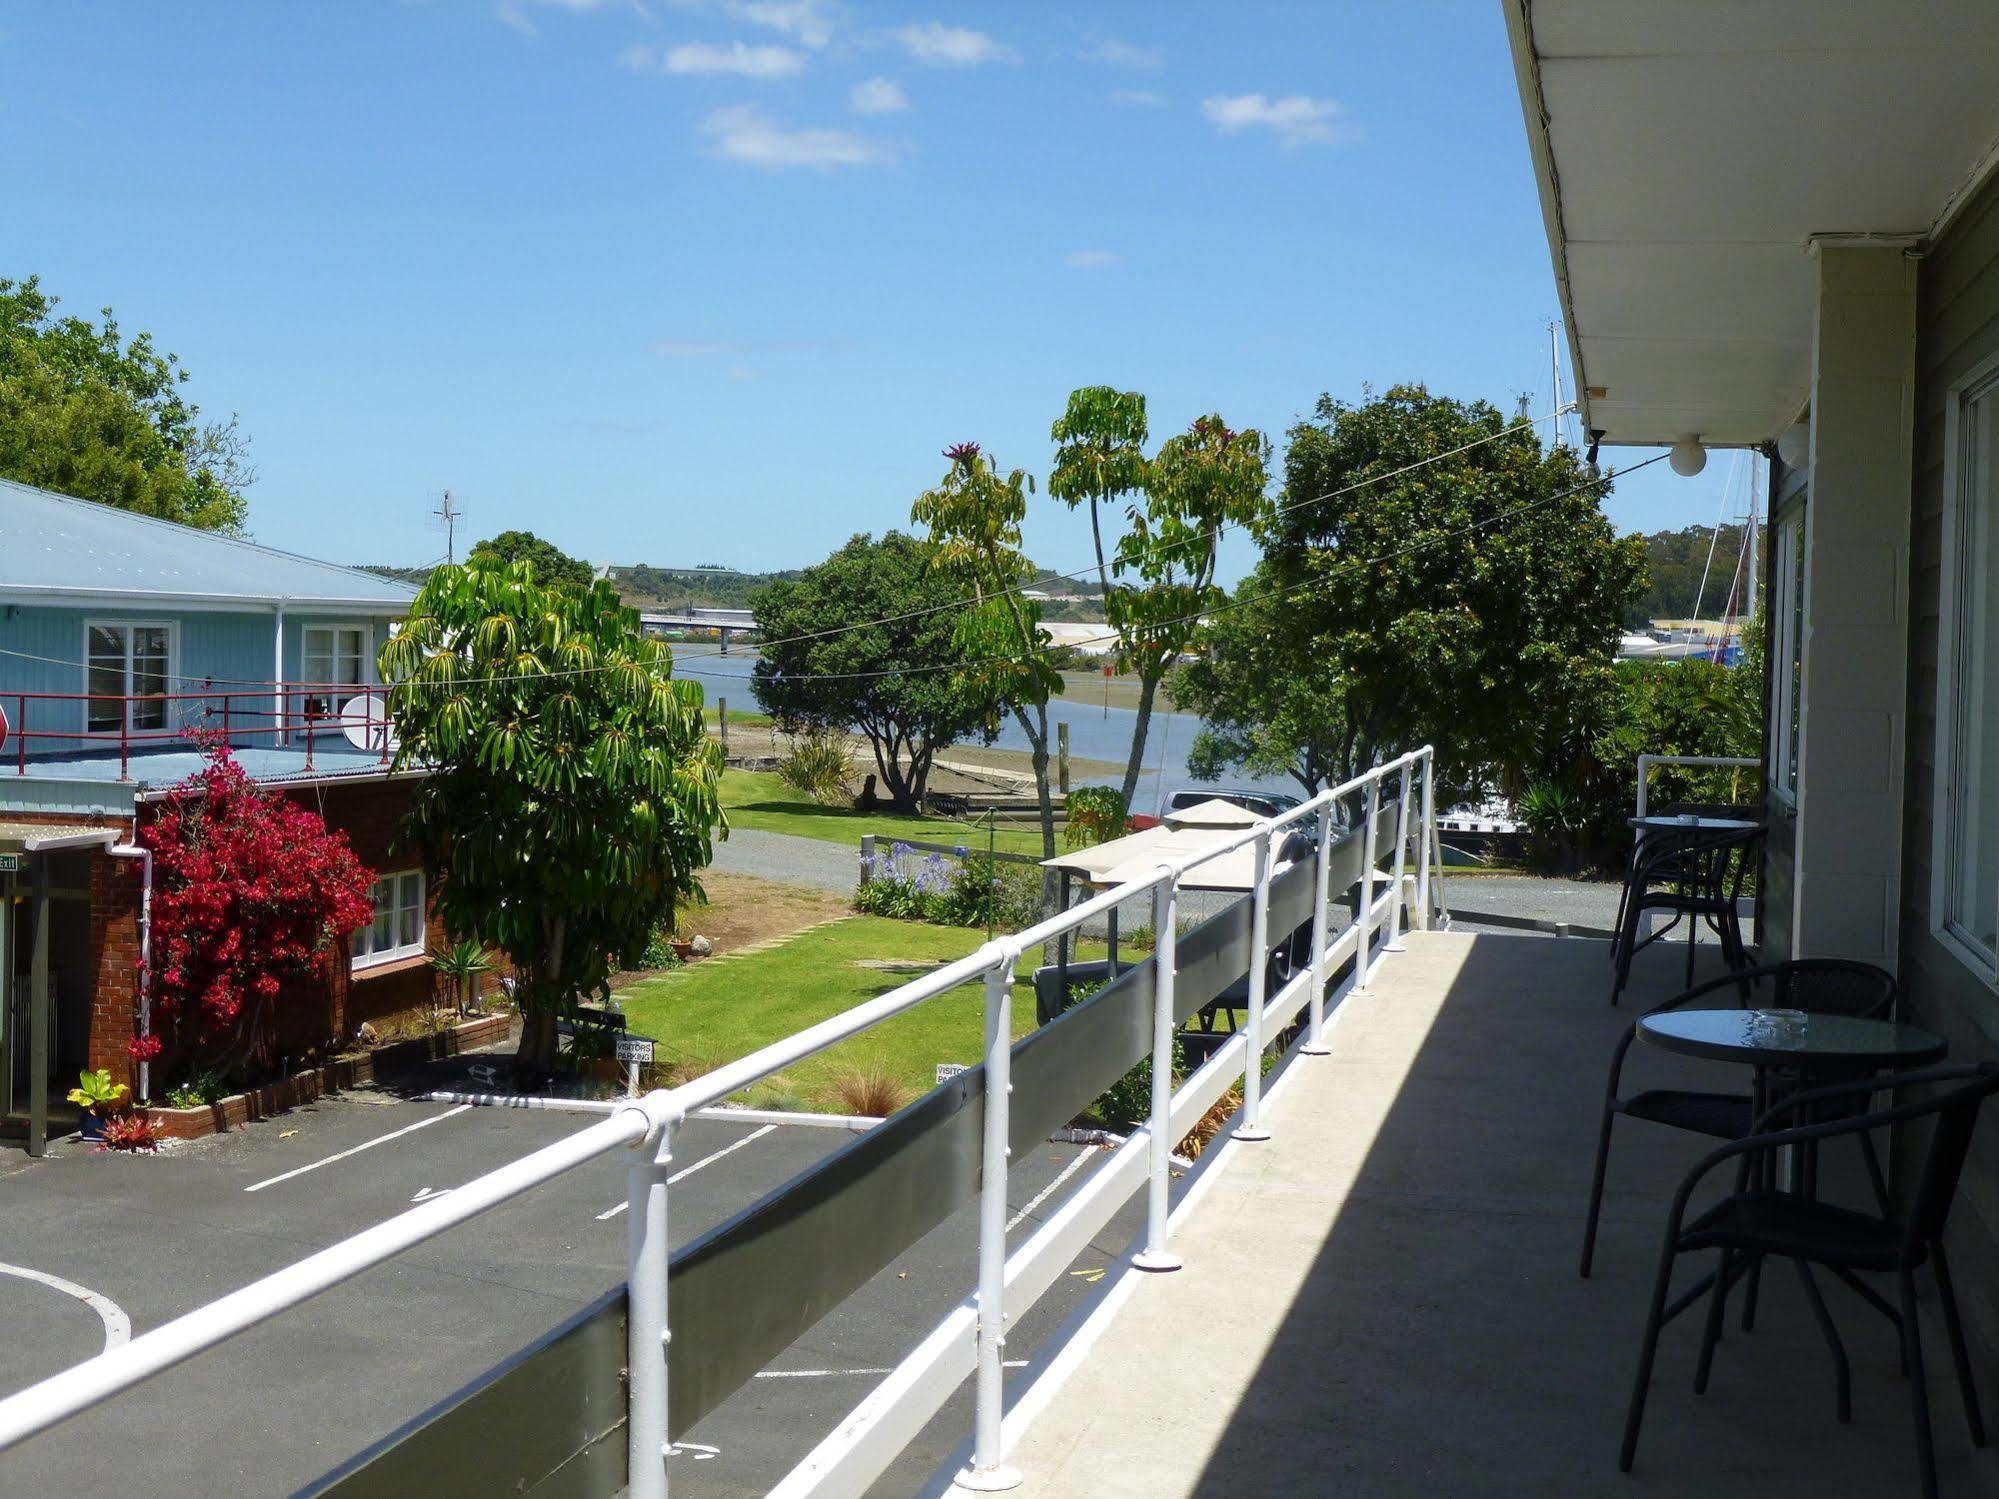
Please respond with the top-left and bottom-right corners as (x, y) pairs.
(1669, 437), (1707, 478)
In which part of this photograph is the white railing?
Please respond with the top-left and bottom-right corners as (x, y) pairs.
(0, 748), (1444, 1499)
(1633, 753), (1760, 818)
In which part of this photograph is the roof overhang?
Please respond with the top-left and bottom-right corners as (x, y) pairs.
(0, 586), (406, 613)
(1505, 0), (1999, 448)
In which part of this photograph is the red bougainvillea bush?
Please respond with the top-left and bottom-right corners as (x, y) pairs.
(137, 741), (375, 1076)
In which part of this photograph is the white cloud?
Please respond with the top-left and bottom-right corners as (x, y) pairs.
(1109, 88), (1164, 108)
(1064, 250), (1121, 269)
(658, 39), (807, 77)
(849, 75), (908, 115)
(1087, 37), (1161, 69)
(730, 0), (835, 49)
(891, 22), (1018, 67)
(498, 0), (617, 31)
(700, 104), (893, 169)
(1200, 93), (1359, 147)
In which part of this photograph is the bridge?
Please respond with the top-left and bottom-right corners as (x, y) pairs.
(637, 607), (756, 652)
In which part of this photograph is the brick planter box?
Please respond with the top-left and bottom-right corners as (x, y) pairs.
(143, 1013), (514, 1141)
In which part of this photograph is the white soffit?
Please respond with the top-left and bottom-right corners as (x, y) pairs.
(1510, 0), (1999, 447)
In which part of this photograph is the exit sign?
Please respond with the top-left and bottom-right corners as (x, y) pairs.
(0, 854), (19, 874)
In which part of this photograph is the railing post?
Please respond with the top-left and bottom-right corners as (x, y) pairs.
(1134, 871), (1183, 1271)
(16, 695), (25, 775)
(1635, 753), (1654, 819)
(1355, 777), (1379, 994)
(626, 1116), (674, 1499)
(1302, 796), (1334, 1056)
(859, 834), (877, 888)
(1236, 827), (1273, 1143)
(957, 954), (1021, 1492)
(119, 706), (130, 782)
(1416, 752), (1434, 932)
(1385, 763), (1411, 953)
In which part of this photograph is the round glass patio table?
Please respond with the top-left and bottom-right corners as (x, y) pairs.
(1627, 813), (1763, 834)
(1637, 1009), (1947, 1070)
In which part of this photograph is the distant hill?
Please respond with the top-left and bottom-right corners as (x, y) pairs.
(614, 563), (805, 610)
(358, 564), (435, 586)
(1629, 523), (1766, 628)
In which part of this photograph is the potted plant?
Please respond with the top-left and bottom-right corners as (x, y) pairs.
(66, 1068), (130, 1141)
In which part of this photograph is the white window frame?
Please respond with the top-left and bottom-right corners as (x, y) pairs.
(1930, 347), (1999, 985)
(299, 623), (375, 722)
(1766, 512), (1805, 809)
(83, 619), (178, 734)
(352, 869), (427, 970)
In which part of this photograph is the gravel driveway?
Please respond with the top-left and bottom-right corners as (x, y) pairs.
(710, 827), (860, 894)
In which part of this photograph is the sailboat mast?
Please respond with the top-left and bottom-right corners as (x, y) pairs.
(1548, 320), (1565, 446)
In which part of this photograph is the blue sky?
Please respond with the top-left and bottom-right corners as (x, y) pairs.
(3, 1), (1746, 582)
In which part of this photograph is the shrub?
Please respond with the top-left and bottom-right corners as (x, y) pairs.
(856, 844), (1041, 931)
(828, 1063), (914, 1117)
(1063, 785), (1129, 849)
(1090, 1040), (1188, 1133)
(162, 1069), (228, 1110)
(142, 741), (376, 1075)
(98, 1114), (161, 1152)
(777, 732), (853, 805)
(638, 925), (684, 970)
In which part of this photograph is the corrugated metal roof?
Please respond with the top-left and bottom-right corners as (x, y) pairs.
(0, 478), (419, 609)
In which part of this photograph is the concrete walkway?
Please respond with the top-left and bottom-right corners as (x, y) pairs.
(1006, 931), (1996, 1498)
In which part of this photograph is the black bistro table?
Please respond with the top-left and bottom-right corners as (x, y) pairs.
(1637, 1008), (1948, 1074)
(1635, 1007), (1949, 1337)
(1638, 1007), (1948, 1195)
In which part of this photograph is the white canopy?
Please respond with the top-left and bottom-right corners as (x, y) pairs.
(1042, 805), (1290, 894)
(1161, 797), (1267, 829)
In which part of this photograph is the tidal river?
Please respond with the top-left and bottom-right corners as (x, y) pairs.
(671, 650), (1301, 814)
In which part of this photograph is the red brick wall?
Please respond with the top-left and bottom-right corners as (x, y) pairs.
(23, 775), (484, 1091)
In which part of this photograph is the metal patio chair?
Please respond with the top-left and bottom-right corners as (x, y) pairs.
(1579, 959), (1897, 1279)
(1609, 824), (1763, 1005)
(1619, 1064), (1999, 1499)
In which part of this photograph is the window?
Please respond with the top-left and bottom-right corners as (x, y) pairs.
(1767, 513), (1805, 804)
(1937, 361), (1999, 975)
(352, 870), (426, 968)
(301, 624), (370, 721)
(85, 622), (173, 733)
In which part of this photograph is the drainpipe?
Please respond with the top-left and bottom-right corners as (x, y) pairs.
(107, 836), (155, 1102)
(273, 603), (286, 748)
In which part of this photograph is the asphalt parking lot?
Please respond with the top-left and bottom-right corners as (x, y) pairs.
(0, 1089), (1135, 1496)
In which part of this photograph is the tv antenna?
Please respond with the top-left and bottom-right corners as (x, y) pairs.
(428, 489), (465, 564)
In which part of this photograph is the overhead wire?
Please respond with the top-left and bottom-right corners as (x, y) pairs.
(0, 404), (1597, 694)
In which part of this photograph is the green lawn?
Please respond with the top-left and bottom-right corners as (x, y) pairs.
(614, 915), (1101, 1111)
(720, 769), (1050, 858)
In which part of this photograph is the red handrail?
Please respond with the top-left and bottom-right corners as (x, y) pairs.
(5, 683), (394, 778)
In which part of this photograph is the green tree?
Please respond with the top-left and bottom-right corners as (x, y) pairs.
(1174, 561), (1350, 795)
(750, 531), (997, 812)
(1259, 384), (1646, 793)
(0, 276), (251, 529)
(381, 560), (723, 1075)
(912, 443), (1065, 861)
(1106, 413), (1270, 807)
(467, 529), (596, 591)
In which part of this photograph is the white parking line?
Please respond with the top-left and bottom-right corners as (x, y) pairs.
(242, 1105), (473, 1193)
(593, 1125), (777, 1221)
(1005, 1146), (1099, 1234)
(0, 1263), (131, 1351)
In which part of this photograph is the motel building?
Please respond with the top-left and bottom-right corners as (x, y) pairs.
(0, 479), (440, 1152)
(1508, 0), (1999, 1382)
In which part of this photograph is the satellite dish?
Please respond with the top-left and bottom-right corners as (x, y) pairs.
(339, 695), (398, 755)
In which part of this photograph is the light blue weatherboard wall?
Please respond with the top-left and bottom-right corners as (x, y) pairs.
(0, 477), (416, 764)
(0, 607), (397, 751)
